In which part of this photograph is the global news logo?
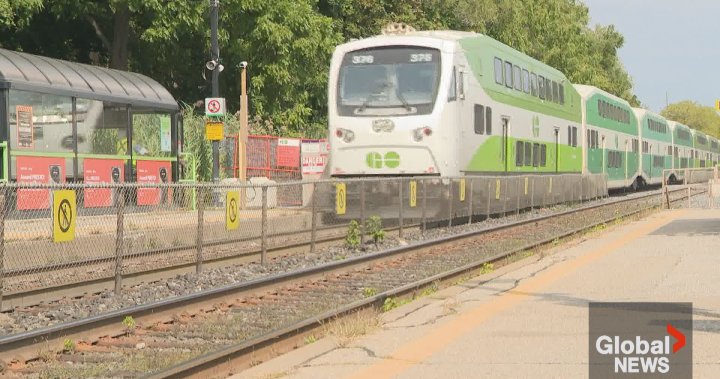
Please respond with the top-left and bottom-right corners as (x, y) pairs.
(589, 302), (692, 379)
(594, 324), (685, 374)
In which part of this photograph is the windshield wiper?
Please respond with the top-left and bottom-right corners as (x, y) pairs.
(394, 89), (412, 111)
(358, 81), (393, 113)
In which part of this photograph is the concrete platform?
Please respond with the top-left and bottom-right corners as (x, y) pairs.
(233, 209), (720, 379)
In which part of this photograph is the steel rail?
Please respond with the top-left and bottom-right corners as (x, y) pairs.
(147, 189), (677, 379)
(0, 187), (686, 360)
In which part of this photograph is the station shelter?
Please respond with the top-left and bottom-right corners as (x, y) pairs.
(0, 48), (180, 210)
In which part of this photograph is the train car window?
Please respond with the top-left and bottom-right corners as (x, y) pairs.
(455, 71), (463, 101)
(522, 69), (530, 93)
(567, 126), (571, 146)
(474, 104), (485, 134)
(540, 144), (547, 166)
(485, 107), (493, 134)
(552, 81), (559, 103)
(533, 143), (540, 167)
(513, 65), (522, 91)
(572, 126), (578, 147)
(504, 61), (513, 88)
(494, 58), (503, 84)
(516, 141), (524, 166)
(559, 84), (565, 104)
(587, 131), (591, 149)
(448, 68), (457, 102)
(668, 146), (673, 156)
(538, 75), (545, 99)
(546, 78), (553, 102)
(524, 142), (532, 166)
(530, 73), (538, 96)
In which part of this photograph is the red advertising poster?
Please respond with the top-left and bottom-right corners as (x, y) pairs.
(84, 158), (125, 208)
(276, 138), (300, 167)
(16, 156), (65, 210)
(137, 160), (172, 206)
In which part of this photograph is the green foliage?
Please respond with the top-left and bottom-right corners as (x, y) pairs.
(122, 315), (136, 332)
(345, 220), (362, 249)
(1, 0), (638, 135)
(365, 216), (385, 247)
(480, 262), (494, 274)
(661, 100), (720, 138)
(63, 338), (76, 353)
(362, 287), (378, 298)
(382, 297), (399, 312)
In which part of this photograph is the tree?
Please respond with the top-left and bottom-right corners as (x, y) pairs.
(661, 101), (720, 138)
(0, 0), (42, 28)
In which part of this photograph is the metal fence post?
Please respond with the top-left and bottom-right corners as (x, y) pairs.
(486, 179), (491, 217)
(447, 179), (454, 227)
(421, 179), (427, 235)
(360, 181), (366, 245)
(196, 186), (205, 273)
(398, 179), (404, 239)
(261, 186), (268, 265)
(467, 178), (474, 225)
(515, 177), (520, 215)
(310, 182), (317, 253)
(114, 187), (125, 294)
(530, 177), (535, 212)
(0, 189), (5, 309)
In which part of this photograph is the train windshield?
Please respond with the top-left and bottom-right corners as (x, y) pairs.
(338, 46), (441, 116)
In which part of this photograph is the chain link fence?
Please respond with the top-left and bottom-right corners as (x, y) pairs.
(0, 173), (610, 308)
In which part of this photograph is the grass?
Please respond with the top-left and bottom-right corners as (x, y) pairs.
(323, 309), (381, 347)
(362, 287), (377, 298)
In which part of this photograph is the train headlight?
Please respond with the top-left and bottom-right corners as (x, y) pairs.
(335, 128), (355, 143)
(413, 127), (432, 141)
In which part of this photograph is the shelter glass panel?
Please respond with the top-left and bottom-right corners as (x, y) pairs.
(132, 111), (173, 158)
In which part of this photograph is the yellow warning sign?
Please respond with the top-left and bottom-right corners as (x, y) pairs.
(53, 190), (76, 243)
(495, 179), (501, 200)
(409, 181), (417, 208)
(205, 121), (224, 141)
(549, 177), (553, 193)
(226, 191), (240, 230)
(459, 179), (466, 202)
(336, 183), (346, 215)
(524, 177), (529, 195)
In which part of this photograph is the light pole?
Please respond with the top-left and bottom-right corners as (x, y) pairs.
(210, 0), (220, 182)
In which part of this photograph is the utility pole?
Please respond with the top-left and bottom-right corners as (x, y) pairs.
(210, 0), (220, 182)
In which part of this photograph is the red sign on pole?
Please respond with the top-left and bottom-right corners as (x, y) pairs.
(276, 138), (300, 167)
(137, 160), (172, 206)
(16, 156), (65, 210)
(84, 158), (124, 208)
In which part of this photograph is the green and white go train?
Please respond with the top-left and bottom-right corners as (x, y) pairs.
(327, 25), (719, 191)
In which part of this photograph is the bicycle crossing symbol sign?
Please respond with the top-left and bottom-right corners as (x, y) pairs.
(226, 191), (240, 230)
(336, 183), (346, 215)
(53, 190), (76, 243)
(409, 181), (417, 208)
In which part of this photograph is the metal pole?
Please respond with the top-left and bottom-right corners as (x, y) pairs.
(467, 178), (473, 225)
(421, 179), (427, 235)
(360, 181), (366, 245)
(486, 180), (491, 218)
(398, 179), (404, 239)
(530, 177), (535, 212)
(515, 177), (520, 215)
(310, 182), (317, 253)
(210, 0), (220, 183)
(447, 180), (454, 227)
(196, 187), (205, 273)
(114, 187), (125, 294)
(0, 190), (5, 309)
(261, 186), (268, 265)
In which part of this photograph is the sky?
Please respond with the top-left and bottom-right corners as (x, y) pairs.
(583, 0), (720, 113)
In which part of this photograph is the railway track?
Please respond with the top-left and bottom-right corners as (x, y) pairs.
(0, 186), (697, 378)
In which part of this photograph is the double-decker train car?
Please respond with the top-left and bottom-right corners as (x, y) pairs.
(632, 108), (672, 186)
(325, 25), (719, 216)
